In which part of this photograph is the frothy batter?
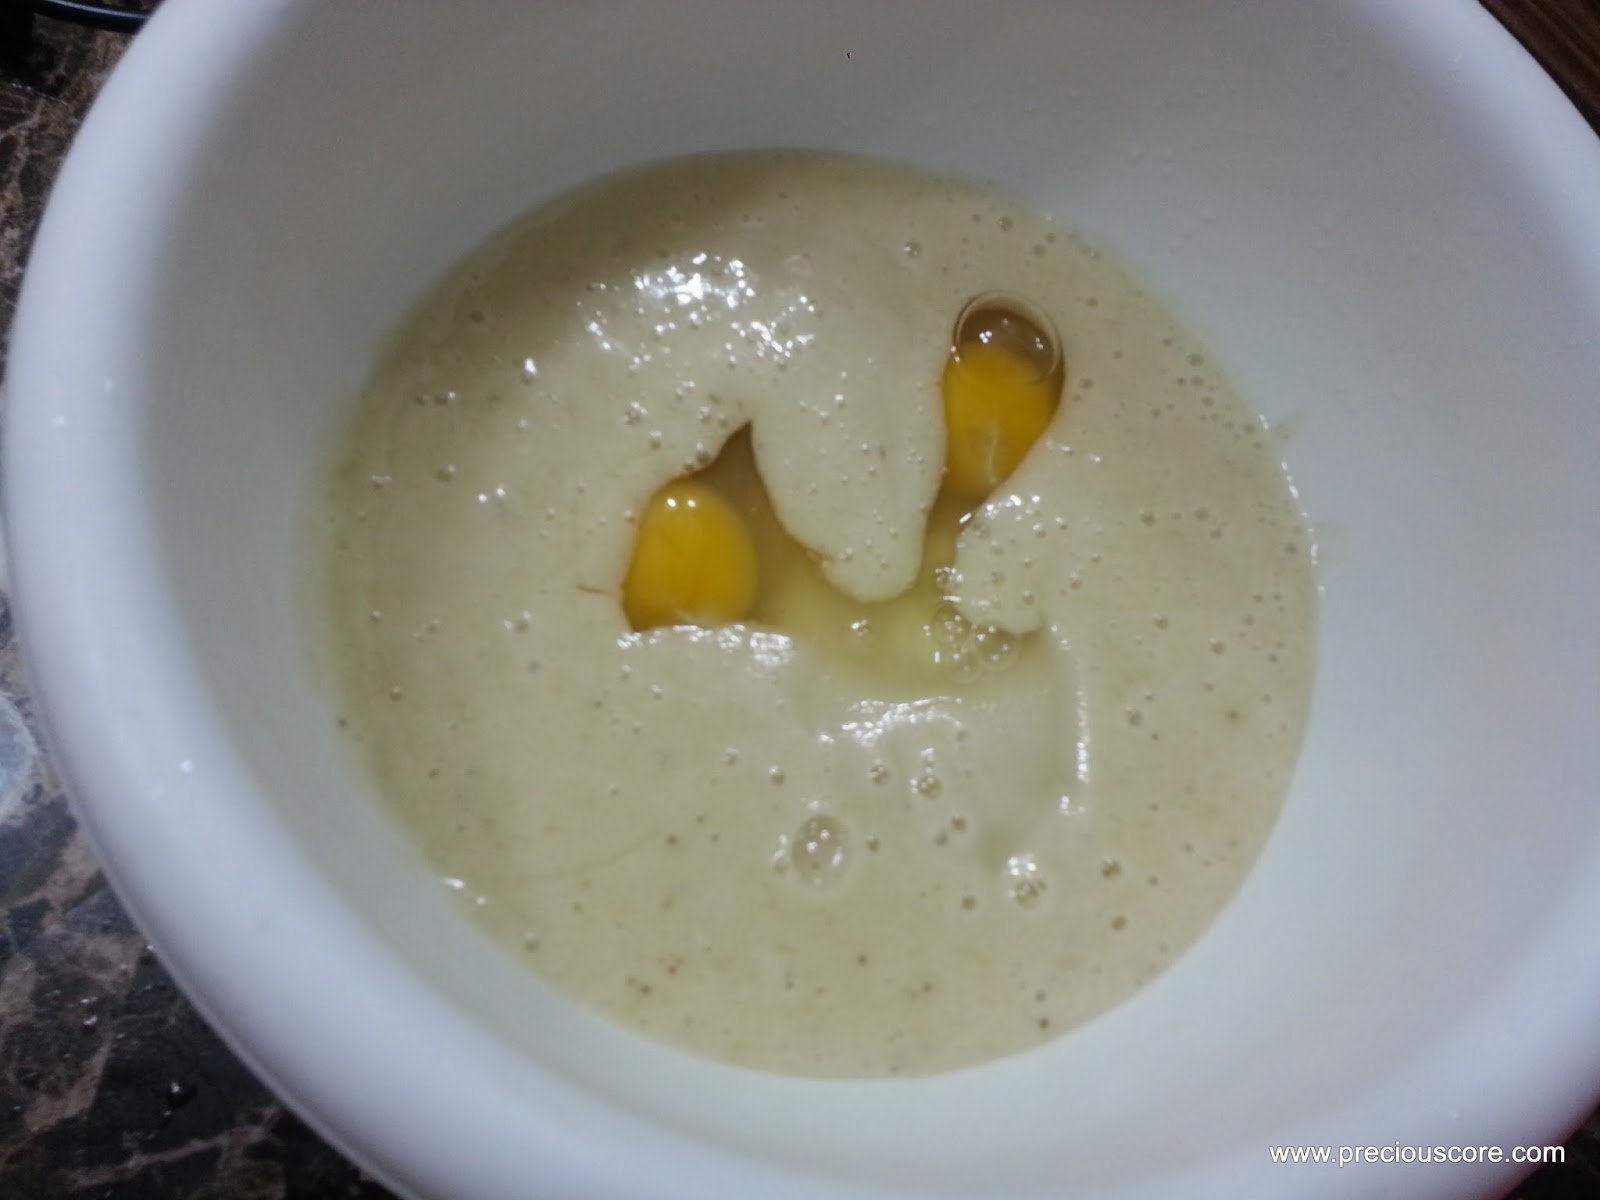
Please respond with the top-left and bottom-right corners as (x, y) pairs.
(318, 152), (1316, 1077)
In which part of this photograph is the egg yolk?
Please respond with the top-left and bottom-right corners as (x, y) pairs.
(624, 479), (758, 630)
(941, 301), (1065, 500)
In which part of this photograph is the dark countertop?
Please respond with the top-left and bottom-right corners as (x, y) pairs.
(0, 4), (1597, 1198)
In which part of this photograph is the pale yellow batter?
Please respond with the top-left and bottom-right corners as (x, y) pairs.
(317, 152), (1316, 1077)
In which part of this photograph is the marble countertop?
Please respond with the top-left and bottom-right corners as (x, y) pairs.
(0, 4), (1596, 1198)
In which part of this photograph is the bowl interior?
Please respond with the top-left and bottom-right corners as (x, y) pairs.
(11, 1), (1600, 1197)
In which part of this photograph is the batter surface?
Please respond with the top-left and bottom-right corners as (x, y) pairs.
(318, 152), (1316, 1077)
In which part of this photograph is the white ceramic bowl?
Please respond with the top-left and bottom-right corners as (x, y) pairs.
(7, 2), (1600, 1197)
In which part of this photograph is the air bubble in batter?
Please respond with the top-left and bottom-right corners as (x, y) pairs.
(1005, 854), (1048, 909)
(791, 815), (850, 887)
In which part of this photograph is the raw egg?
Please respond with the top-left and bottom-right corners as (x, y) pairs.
(941, 293), (1065, 500)
(623, 479), (758, 630)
